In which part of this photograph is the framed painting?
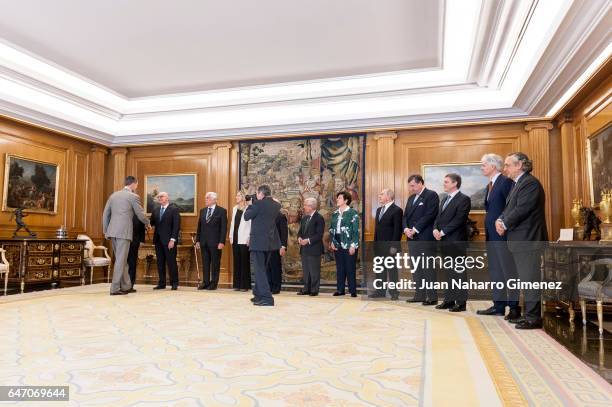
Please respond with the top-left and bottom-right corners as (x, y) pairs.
(422, 162), (489, 213)
(2, 154), (59, 214)
(144, 174), (197, 216)
(587, 124), (612, 206)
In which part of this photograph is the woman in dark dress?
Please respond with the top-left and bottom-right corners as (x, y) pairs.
(229, 192), (251, 290)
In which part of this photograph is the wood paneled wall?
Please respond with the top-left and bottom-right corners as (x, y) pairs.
(0, 117), (107, 240)
(557, 74), (612, 226)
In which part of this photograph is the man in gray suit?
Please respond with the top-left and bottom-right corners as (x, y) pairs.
(103, 176), (151, 295)
(244, 185), (281, 306)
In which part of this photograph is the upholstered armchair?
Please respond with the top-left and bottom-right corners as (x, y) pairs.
(0, 248), (8, 296)
(578, 258), (612, 336)
(77, 234), (111, 284)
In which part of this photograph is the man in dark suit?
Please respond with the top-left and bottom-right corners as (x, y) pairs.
(403, 174), (439, 304)
(150, 192), (181, 290)
(477, 154), (520, 319)
(433, 173), (471, 312)
(127, 213), (146, 291)
(195, 192), (227, 290)
(372, 189), (403, 300)
(497, 152), (548, 329)
(297, 197), (325, 296)
(244, 185), (281, 306)
(267, 204), (288, 294)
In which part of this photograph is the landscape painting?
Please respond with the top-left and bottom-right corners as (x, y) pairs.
(144, 174), (197, 216)
(3, 154), (59, 214)
(422, 163), (489, 212)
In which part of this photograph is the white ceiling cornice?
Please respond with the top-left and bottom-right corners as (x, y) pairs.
(0, 0), (610, 147)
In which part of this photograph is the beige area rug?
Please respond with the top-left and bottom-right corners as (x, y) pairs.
(9, 285), (607, 406)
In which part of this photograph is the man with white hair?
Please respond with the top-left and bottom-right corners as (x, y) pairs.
(297, 197), (325, 296)
(195, 192), (227, 290)
(477, 154), (519, 318)
(150, 191), (181, 290)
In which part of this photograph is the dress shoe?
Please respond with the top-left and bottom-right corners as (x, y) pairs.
(297, 291), (310, 295)
(449, 303), (467, 312)
(206, 286), (217, 290)
(435, 302), (455, 310)
(241, 289), (249, 292)
(171, 286), (178, 291)
(233, 288), (241, 291)
(515, 320), (543, 329)
(390, 295), (399, 301)
(153, 285), (166, 290)
(422, 300), (438, 306)
(477, 306), (504, 316)
(271, 290), (280, 294)
(126, 288), (137, 293)
(250, 297), (260, 303)
(406, 298), (424, 303)
(253, 301), (274, 306)
(504, 308), (521, 321)
(508, 317), (526, 324)
(333, 292), (345, 296)
(350, 293), (357, 298)
(309, 293), (319, 296)
(110, 291), (128, 296)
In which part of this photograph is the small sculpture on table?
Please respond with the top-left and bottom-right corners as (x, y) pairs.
(579, 207), (601, 241)
(10, 208), (37, 238)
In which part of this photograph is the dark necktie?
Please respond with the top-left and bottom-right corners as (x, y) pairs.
(160, 206), (165, 219)
(378, 205), (386, 221)
(442, 195), (452, 211)
(304, 215), (311, 230)
(206, 207), (212, 221)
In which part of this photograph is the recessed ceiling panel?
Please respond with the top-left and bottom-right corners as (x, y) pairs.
(0, 0), (442, 97)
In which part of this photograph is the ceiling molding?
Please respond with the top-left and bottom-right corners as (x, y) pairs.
(514, 1), (612, 116)
(0, 0), (608, 146)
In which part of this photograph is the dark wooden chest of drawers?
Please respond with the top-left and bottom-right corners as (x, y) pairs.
(0, 238), (85, 293)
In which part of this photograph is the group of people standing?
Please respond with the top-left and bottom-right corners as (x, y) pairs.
(102, 150), (547, 326)
(373, 151), (547, 329)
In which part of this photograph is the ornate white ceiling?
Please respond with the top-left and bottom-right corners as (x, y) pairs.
(0, 0), (610, 146)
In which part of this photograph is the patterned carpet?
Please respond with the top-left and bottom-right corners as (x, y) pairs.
(0, 286), (610, 406)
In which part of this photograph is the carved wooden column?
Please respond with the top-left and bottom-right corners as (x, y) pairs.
(366, 131), (397, 241)
(87, 146), (108, 240)
(525, 121), (553, 235)
(558, 112), (578, 227)
(373, 131), (397, 193)
(213, 142), (232, 286)
(110, 148), (128, 191)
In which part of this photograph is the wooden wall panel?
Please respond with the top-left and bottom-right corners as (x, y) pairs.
(382, 124), (524, 239)
(0, 117), (105, 239)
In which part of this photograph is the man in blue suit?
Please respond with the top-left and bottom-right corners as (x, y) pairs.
(403, 174), (439, 305)
(477, 154), (520, 319)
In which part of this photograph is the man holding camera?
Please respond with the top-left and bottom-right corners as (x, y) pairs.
(244, 185), (281, 306)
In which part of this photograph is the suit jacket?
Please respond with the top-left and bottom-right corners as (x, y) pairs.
(132, 214), (146, 244)
(244, 197), (281, 252)
(297, 211), (325, 256)
(276, 212), (288, 248)
(103, 188), (150, 240)
(434, 191), (471, 241)
(151, 204), (181, 245)
(196, 205), (227, 247)
(499, 173), (548, 250)
(484, 174), (513, 241)
(374, 203), (403, 242)
(403, 188), (439, 241)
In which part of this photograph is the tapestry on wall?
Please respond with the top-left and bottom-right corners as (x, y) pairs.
(239, 135), (365, 284)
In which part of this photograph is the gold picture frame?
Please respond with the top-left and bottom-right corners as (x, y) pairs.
(144, 173), (198, 216)
(2, 154), (60, 214)
(586, 124), (611, 207)
(421, 162), (488, 214)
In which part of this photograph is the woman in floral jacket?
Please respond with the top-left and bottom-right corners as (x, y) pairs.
(329, 191), (360, 297)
